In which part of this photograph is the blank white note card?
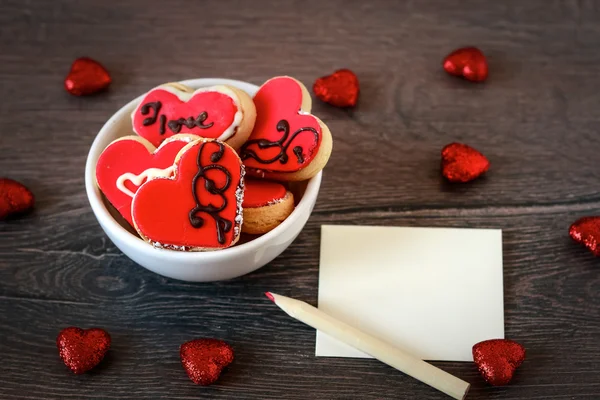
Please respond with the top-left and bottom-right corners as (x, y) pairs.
(316, 225), (504, 362)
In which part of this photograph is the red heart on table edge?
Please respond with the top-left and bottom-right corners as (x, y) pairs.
(569, 216), (600, 256)
(313, 69), (359, 107)
(239, 76), (332, 181)
(57, 327), (111, 374)
(0, 178), (35, 220)
(441, 142), (490, 183)
(180, 338), (234, 385)
(132, 84), (250, 148)
(95, 135), (195, 226)
(64, 57), (112, 96)
(443, 47), (488, 82)
(473, 339), (525, 386)
(132, 139), (244, 250)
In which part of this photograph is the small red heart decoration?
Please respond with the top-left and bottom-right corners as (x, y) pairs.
(443, 47), (488, 82)
(0, 178), (35, 220)
(180, 338), (234, 385)
(473, 339), (525, 386)
(569, 216), (600, 256)
(64, 57), (112, 96)
(57, 327), (111, 374)
(313, 69), (359, 107)
(441, 142), (490, 183)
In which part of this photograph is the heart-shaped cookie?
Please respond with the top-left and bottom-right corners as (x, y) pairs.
(64, 57), (112, 96)
(132, 83), (256, 149)
(443, 47), (488, 82)
(569, 216), (600, 256)
(57, 327), (111, 374)
(313, 69), (359, 107)
(180, 338), (234, 385)
(132, 139), (244, 251)
(239, 76), (333, 181)
(472, 339), (525, 386)
(96, 134), (197, 226)
(242, 178), (294, 234)
(441, 142), (490, 182)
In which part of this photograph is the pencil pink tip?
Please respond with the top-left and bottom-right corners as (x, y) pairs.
(265, 292), (275, 302)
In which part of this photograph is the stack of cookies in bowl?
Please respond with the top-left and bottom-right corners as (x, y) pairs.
(92, 76), (332, 255)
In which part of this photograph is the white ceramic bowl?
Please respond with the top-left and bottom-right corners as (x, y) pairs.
(85, 78), (321, 282)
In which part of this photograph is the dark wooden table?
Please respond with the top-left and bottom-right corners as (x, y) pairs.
(1, 1), (599, 399)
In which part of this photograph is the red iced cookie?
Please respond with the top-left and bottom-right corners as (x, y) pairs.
(243, 179), (287, 208)
(96, 134), (197, 226)
(242, 179), (294, 234)
(132, 139), (244, 251)
(239, 76), (332, 181)
(132, 83), (256, 149)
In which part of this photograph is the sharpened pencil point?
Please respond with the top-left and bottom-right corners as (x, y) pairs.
(265, 292), (275, 302)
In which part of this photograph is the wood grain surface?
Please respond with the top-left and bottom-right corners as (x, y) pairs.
(1, 0), (599, 399)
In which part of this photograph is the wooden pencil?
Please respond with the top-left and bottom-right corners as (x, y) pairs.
(266, 292), (470, 400)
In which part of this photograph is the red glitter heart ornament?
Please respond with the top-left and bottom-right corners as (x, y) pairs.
(473, 339), (525, 386)
(57, 327), (111, 374)
(569, 216), (600, 256)
(64, 57), (112, 96)
(180, 338), (234, 385)
(313, 69), (359, 107)
(0, 178), (35, 220)
(441, 142), (490, 183)
(443, 47), (488, 82)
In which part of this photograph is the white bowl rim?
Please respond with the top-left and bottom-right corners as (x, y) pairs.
(85, 78), (322, 262)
